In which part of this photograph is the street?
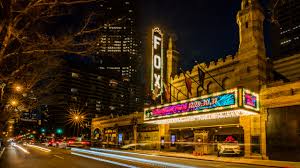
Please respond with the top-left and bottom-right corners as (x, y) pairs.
(0, 144), (274, 168)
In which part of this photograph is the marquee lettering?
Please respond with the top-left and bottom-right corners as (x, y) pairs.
(151, 27), (163, 98)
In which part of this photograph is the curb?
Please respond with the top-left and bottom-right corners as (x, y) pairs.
(132, 150), (298, 168)
(0, 147), (6, 159)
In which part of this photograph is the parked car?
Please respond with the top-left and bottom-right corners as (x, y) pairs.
(217, 142), (241, 156)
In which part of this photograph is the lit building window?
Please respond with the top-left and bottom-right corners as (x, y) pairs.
(71, 88), (78, 93)
(71, 96), (77, 101)
(280, 39), (291, 45)
(71, 72), (79, 78)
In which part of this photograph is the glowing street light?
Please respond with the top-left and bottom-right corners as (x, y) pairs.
(14, 84), (23, 92)
(67, 110), (86, 136)
(10, 99), (18, 107)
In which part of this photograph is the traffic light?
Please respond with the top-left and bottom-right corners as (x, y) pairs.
(56, 128), (63, 134)
(40, 128), (46, 133)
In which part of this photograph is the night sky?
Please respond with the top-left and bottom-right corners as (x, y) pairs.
(139, 0), (271, 70)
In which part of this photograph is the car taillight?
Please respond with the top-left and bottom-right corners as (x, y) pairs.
(81, 141), (91, 145)
(68, 141), (74, 144)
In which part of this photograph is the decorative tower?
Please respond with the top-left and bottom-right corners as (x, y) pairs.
(167, 37), (173, 84)
(236, 0), (268, 159)
(236, 0), (267, 92)
(166, 37), (180, 84)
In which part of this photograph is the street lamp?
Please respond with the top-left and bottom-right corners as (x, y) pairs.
(13, 84), (23, 92)
(10, 99), (18, 107)
(67, 111), (86, 137)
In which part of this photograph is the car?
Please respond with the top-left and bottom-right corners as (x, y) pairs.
(67, 139), (83, 148)
(80, 140), (91, 147)
(66, 138), (91, 148)
(55, 140), (67, 148)
(217, 142), (241, 156)
(46, 139), (55, 147)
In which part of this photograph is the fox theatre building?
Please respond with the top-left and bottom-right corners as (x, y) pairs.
(146, 1), (269, 158)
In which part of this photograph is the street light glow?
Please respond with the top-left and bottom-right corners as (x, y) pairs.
(10, 99), (19, 107)
(67, 110), (86, 127)
(15, 86), (22, 92)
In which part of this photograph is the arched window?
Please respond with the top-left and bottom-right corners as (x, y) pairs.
(206, 82), (212, 94)
(197, 86), (203, 97)
(222, 77), (230, 89)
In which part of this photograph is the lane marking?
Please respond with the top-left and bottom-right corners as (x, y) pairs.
(71, 152), (139, 168)
(0, 147), (5, 158)
(13, 144), (30, 154)
(72, 148), (197, 168)
(53, 155), (64, 159)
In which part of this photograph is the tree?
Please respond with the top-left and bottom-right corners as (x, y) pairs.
(0, 0), (124, 130)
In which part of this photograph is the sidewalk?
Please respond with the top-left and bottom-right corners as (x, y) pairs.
(130, 149), (300, 168)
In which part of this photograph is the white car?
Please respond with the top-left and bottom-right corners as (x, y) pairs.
(55, 140), (67, 148)
(218, 142), (241, 156)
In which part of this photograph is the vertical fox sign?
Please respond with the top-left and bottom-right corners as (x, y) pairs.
(151, 27), (163, 99)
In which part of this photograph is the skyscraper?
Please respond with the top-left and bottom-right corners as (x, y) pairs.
(271, 0), (300, 58)
(93, 0), (141, 82)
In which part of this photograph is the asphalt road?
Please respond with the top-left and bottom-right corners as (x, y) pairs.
(0, 144), (274, 168)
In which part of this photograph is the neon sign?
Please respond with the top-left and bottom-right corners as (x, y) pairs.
(151, 27), (163, 99)
(145, 89), (239, 121)
(144, 88), (259, 122)
(243, 89), (259, 111)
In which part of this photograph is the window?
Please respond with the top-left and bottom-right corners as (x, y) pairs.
(71, 72), (79, 78)
(197, 86), (203, 97)
(247, 66), (251, 73)
(245, 22), (248, 28)
(71, 88), (78, 93)
(222, 77), (230, 89)
(71, 96), (77, 101)
(207, 82), (212, 94)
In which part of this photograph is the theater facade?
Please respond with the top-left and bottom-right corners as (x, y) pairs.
(145, 0), (268, 158)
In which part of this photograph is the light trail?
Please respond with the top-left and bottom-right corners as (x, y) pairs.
(0, 147), (6, 158)
(25, 144), (51, 152)
(53, 155), (64, 159)
(90, 147), (159, 157)
(71, 152), (139, 168)
(71, 148), (197, 168)
(13, 144), (30, 154)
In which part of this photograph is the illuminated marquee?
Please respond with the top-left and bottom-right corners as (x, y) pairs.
(242, 89), (259, 111)
(144, 88), (259, 123)
(151, 27), (163, 98)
